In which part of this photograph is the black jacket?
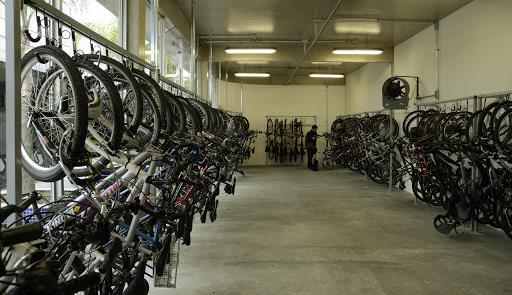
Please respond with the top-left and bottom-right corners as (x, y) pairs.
(305, 130), (317, 149)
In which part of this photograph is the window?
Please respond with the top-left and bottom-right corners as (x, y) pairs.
(61, 0), (120, 45)
(144, 2), (152, 62)
(182, 44), (192, 90)
(162, 19), (180, 84)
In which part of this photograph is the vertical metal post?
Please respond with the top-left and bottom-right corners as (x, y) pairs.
(190, 0), (196, 96)
(50, 0), (65, 200)
(5, 0), (23, 224)
(120, 0), (127, 48)
(207, 29), (213, 102)
(51, 181), (64, 202)
(150, 0), (159, 67)
(225, 63), (228, 108)
(158, 16), (164, 73)
(325, 86), (329, 131)
(434, 20), (440, 100)
(240, 81), (244, 114)
(471, 95), (481, 232)
(414, 104), (420, 205)
(388, 109), (394, 192)
(216, 61), (221, 108)
(178, 39), (184, 86)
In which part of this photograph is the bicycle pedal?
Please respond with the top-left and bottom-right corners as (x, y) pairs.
(209, 200), (219, 222)
(200, 209), (207, 223)
(434, 215), (455, 235)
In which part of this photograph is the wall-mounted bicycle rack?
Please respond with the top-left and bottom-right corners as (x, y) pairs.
(265, 115), (317, 166)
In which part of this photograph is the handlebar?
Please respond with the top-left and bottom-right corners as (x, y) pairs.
(0, 192), (41, 223)
(1, 223), (43, 247)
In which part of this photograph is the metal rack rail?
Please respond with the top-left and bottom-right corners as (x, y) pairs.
(27, 0), (210, 102)
(160, 75), (210, 104)
(266, 115), (317, 127)
(25, 0), (154, 71)
(220, 109), (242, 116)
(5, 0), (213, 218)
(337, 109), (387, 119)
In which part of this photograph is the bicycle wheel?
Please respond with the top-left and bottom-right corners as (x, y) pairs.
(189, 99), (213, 131)
(138, 85), (162, 145)
(164, 92), (186, 134)
(21, 45), (88, 182)
(83, 54), (143, 134)
(176, 97), (202, 134)
(132, 69), (171, 138)
(71, 57), (124, 177)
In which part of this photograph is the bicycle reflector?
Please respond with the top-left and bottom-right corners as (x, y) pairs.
(382, 76), (410, 110)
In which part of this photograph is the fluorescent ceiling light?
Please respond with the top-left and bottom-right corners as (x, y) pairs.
(236, 61), (270, 65)
(235, 73), (271, 78)
(335, 21), (381, 35)
(311, 61), (343, 65)
(332, 49), (383, 55)
(309, 73), (345, 79)
(225, 48), (276, 54)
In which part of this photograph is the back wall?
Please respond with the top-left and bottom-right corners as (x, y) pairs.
(219, 82), (346, 166)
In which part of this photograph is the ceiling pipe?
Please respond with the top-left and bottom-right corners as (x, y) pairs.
(286, 0), (345, 85)
(199, 34), (256, 40)
(199, 39), (356, 44)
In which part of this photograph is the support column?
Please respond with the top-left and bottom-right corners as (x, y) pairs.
(5, 0), (22, 224)
(150, 0), (159, 67)
(126, 0), (146, 59)
(190, 0), (197, 96)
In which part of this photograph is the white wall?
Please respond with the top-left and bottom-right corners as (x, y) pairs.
(343, 0), (512, 193)
(438, 0), (512, 99)
(347, 0), (512, 109)
(219, 82), (346, 166)
(394, 26), (437, 100)
(345, 63), (392, 114)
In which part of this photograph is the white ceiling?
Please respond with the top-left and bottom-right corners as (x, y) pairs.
(176, 0), (474, 85)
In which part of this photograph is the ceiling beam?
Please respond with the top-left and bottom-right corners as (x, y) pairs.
(286, 0), (346, 85)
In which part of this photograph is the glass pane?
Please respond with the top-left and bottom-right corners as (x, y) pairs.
(162, 20), (180, 84)
(144, 2), (151, 62)
(182, 45), (192, 90)
(61, 0), (120, 45)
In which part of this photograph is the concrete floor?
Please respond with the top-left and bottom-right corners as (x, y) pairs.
(151, 167), (512, 295)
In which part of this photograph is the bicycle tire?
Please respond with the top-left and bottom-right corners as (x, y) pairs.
(83, 54), (143, 134)
(21, 45), (88, 182)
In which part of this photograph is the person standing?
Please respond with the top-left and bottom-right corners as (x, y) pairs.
(305, 125), (318, 169)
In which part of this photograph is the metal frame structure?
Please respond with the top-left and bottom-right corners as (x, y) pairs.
(286, 0), (345, 85)
(337, 109), (387, 119)
(414, 90), (512, 231)
(264, 115), (317, 167)
(5, 0), (22, 225)
(4, 0), (213, 217)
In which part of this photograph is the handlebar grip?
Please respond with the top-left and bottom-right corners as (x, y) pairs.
(0, 205), (18, 223)
(99, 237), (122, 273)
(0, 192), (41, 223)
(18, 192), (40, 211)
(1, 223), (43, 247)
(58, 272), (101, 295)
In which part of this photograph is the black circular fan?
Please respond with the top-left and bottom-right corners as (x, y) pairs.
(382, 77), (410, 109)
(383, 77), (410, 99)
